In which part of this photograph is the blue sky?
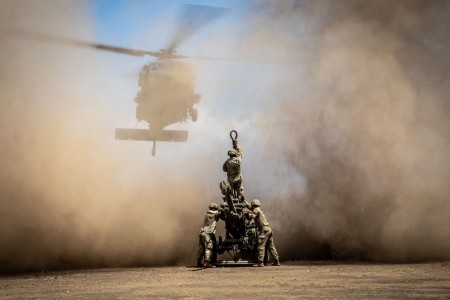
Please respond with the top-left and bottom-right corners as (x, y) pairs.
(91, 0), (245, 46)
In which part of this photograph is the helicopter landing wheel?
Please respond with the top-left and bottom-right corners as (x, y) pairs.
(191, 107), (198, 122)
(151, 141), (156, 156)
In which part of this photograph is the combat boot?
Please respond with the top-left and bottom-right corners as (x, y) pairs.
(204, 261), (216, 268)
(272, 259), (281, 266)
(253, 262), (264, 267)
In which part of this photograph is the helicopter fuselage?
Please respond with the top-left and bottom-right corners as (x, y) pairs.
(135, 59), (200, 130)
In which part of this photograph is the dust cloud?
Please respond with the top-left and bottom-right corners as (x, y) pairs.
(236, 0), (450, 261)
(0, 1), (208, 273)
(1, 0), (449, 274)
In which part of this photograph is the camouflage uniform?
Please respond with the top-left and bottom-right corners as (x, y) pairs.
(197, 204), (220, 267)
(222, 142), (244, 198)
(246, 199), (280, 266)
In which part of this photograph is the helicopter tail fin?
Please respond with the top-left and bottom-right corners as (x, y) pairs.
(115, 128), (188, 142)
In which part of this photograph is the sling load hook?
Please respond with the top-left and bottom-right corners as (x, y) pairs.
(229, 130), (238, 141)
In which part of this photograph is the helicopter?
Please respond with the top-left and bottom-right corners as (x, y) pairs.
(114, 47), (202, 156)
(15, 4), (227, 156)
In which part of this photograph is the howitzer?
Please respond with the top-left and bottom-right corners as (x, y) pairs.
(211, 197), (269, 266)
(212, 130), (267, 266)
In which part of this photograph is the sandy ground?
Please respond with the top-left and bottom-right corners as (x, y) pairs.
(0, 261), (449, 299)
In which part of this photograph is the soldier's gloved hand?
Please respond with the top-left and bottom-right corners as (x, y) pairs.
(242, 207), (251, 214)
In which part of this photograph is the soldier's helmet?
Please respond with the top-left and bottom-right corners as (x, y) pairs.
(209, 202), (219, 210)
(251, 199), (261, 207)
(228, 149), (237, 157)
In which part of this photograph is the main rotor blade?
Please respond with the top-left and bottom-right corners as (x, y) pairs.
(166, 4), (229, 51)
(185, 54), (306, 66)
(14, 29), (160, 58)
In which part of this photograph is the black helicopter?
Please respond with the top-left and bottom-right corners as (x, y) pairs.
(16, 4), (227, 156)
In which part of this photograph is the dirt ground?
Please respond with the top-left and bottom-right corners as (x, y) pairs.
(0, 261), (449, 299)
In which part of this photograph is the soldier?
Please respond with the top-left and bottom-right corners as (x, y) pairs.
(244, 199), (280, 267)
(197, 202), (221, 268)
(221, 139), (244, 200)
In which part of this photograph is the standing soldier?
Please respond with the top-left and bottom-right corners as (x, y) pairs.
(221, 138), (244, 201)
(197, 203), (220, 268)
(244, 199), (280, 267)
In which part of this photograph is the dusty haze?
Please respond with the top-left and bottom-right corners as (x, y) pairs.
(244, 0), (450, 261)
(1, 0), (449, 273)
